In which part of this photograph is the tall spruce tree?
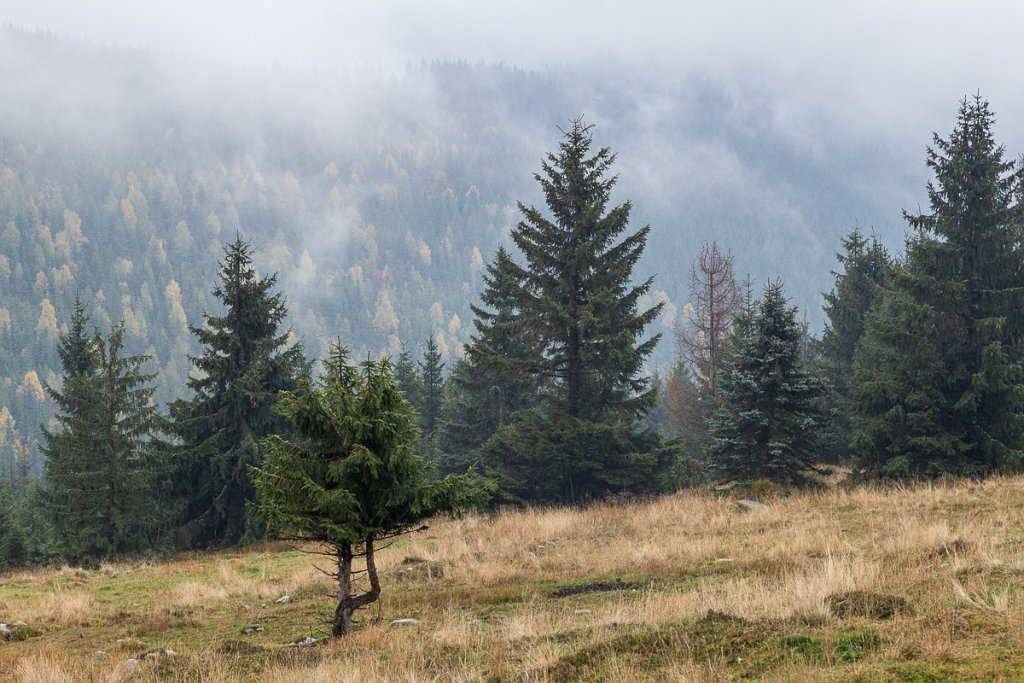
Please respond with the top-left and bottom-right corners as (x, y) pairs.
(821, 228), (890, 460)
(169, 235), (307, 548)
(851, 97), (1024, 477)
(708, 281), (826, 487)
(479, 118), (667, 503)
(42, 308), (163, 565)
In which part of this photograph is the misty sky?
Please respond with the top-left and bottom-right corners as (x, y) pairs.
(8, 1), (1023, 136)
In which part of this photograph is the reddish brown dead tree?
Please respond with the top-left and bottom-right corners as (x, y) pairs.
(671, 242), (741, 453)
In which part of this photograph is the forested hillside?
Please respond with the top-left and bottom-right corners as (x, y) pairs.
(0, 27), (923, 477)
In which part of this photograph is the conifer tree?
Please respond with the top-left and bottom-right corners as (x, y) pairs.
(42, 306), (163, 565)
(479, 119), (667, 502)
(393, 342), (424, 409)
(708, 281), (825, 486)
(169, 235), (307, 548)
(821, 228), (890, 459)
(418, 335), (445, 438)
(851, 97), (1024, 477)
(0, 483), (28, 569)
(252, 344), (489, 636)
(438, 247), (536, 469)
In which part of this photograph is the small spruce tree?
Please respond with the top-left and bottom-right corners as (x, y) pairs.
(708, 281), (826, 487)
(252, 344), (489, 636)
(393, 341), (424, 409)
(418, 335), (445, 439)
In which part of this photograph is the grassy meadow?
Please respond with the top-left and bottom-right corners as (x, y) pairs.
(4, 477), (1024, 681)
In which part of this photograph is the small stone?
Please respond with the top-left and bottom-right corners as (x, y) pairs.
(124, 659), (140, 668)
(388, 618), (421, 627)
(145, 652), (159, 660)
(574, 609), (592, 615)
(94, 651), (107, 659)
(736, 499), (768, 511)
(275, 595), (292, 604)
(161, 649), (177, 656)
(289, 636), (318, 646)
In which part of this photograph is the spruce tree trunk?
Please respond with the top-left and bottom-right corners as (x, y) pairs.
(332, 537), (382, 637)
(333, 542), (354, 636)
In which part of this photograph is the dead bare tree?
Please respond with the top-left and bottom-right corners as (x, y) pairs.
(675, 242), (741, 397)
(671, 242), (741, 456)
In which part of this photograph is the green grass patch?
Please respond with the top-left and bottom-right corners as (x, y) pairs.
(833, 630), (882, 662)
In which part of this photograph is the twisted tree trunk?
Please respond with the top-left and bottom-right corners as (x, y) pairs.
(332, 536), (381, 636)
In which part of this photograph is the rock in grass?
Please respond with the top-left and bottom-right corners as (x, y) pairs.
(0, 623), (41, 641)
(290, 636), (318, 646)
(736, 499), (768, 511)
(389, 618), (421, 627)
(124, 659), (141, 668)
(94, 651), (107, 659)
(574, 609), (592, 615)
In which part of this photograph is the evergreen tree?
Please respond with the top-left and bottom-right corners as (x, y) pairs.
(708, 281), (826, 487)
(438, 247), (537, 470)
(851, 97), (1024, 477)
(417, 335), (445, 438)
(821, 228), (890, 460)
(41, 311), (163, 565)
(169, 235), (307, 548)
(393, 342), (424, 410)
(251, 344), (489, 637)
(0, 483), (28, 569)
(479, 119), (667, 502)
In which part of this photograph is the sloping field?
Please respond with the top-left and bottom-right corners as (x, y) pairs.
(4, 477), (1024, 681)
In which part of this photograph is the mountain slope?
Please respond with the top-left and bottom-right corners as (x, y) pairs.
(0, 29), (927, 473)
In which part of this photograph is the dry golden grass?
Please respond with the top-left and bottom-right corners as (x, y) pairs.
(6, 476), (1024, 680)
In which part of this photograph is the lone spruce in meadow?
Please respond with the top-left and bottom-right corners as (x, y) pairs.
(252, 344), (490, 636)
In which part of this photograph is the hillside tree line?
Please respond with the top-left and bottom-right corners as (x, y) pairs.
(2, 98), (1024, 569)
